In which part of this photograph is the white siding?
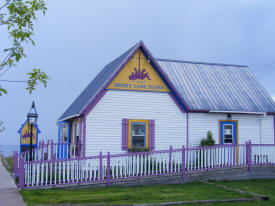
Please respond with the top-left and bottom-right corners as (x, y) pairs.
(85, 90), (187, 156)
(188, 113), (274, 147)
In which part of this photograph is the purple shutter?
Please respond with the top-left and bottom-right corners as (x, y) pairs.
(122, 119), (129, 150)
(149, 120), (155, 150)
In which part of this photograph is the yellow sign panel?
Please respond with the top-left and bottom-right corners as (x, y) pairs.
(107, 49), (170, 92)
(20, 121), (37, 145)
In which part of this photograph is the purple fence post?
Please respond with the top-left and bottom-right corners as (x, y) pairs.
(107, 152), (111, 186)
(248, 140), (252, 173)
(50, 140), (54, 160)
(41, 140), (44, 160)
(169, 145), (172, 173)
(19, 155), (24, 189)
(182, 146), (185, 181)
(233, 144), (236, 167)
(47, 140), (50, 160)
(99, 152), (103, 181)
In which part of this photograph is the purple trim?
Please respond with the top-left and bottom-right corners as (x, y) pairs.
(169, 145), (172, 173)
(83, 115), (86, 157)
(107, 152), (111, 186)
(274, 115), (275, 144)
(182, 146), (185, 181)
(79, 41), (191, 118)
(140, 42), (189, 112)
(189, 110), (209, 113)
(122, 119), (129, 150)
(186, 113), (189, 148)
(99, 152), (103, 181)
(149, 120), (155, 150)
(168, 93), (186, 113)
(82, 90), (107, 116)
(50, 140), (53, 160)
(19, 155), (24, 189)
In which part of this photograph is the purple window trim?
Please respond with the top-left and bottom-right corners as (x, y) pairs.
(122, 119), (129, 150)
(149, 120), (155, 150)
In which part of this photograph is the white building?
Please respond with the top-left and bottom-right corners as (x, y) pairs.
(57, 41), (275, 157)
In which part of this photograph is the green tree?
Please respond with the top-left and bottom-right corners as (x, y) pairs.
(0, 0), (49, 95)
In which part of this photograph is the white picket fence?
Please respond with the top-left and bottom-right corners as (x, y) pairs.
(15, 142), (275, 189)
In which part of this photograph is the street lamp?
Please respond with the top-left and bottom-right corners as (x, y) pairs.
(27, 101), (38, 160)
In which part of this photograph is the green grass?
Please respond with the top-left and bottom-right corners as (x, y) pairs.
(20, 182), (252, 206)
(4, 156), (13, 173)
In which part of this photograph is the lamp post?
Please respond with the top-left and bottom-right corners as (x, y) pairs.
(27, 101), (38, 161)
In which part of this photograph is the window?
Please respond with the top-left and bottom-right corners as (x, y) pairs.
(122, 119), (155, 150)
(60, 123), (68, 143)
(223, 124), (233, 144)
(131, 122), (146, 147)
(129, 120), (148, 148)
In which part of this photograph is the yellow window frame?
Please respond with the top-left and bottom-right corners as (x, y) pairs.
(128, 120), (149, 149)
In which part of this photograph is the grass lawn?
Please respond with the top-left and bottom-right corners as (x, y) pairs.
(204, 179), (275, 206)
(4, 156), (13, 173)
(20, 181), (252, 206)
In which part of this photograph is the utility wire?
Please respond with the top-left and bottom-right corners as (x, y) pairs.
(0, 79), (27, 83)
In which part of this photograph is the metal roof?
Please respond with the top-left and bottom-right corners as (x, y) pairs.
(157, 58), (275, 113)
(58, 42), (275, 121)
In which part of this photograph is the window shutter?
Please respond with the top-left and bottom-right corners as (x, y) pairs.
(122, 119), (129, 150)
(149, 120), (155, 150)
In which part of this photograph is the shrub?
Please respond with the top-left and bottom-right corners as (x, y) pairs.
(200, 131), (215, 146)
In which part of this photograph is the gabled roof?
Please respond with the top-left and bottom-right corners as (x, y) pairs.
(157, 59), (275, 113)
(58, 41), (275, 121)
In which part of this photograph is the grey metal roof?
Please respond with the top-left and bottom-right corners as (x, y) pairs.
(58, 43), (139, 121)
(59, 42), (275, 121)
(157, 58), (275, 113)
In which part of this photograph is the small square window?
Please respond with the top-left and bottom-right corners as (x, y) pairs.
(131, 122), (146, 147)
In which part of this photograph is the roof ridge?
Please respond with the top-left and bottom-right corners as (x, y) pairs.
(156, 58), (248, 68)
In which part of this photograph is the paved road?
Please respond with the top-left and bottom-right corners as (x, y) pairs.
(0, 160), (26, 206)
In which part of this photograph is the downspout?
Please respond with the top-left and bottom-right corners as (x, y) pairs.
(186, 112), (189, 148)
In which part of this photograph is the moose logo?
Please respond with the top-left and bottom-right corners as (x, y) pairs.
(129, 68), (151, 81)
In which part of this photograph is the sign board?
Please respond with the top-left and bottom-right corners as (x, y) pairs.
(107, 49), (170, 92)
(18, 120), (40, 152)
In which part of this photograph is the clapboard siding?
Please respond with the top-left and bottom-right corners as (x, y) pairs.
(188, 113), (274, 147)
(85, 90), (186, 156)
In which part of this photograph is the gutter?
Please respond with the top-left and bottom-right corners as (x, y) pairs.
(57, 114), (80, 123)
(209, 111), (267, 115)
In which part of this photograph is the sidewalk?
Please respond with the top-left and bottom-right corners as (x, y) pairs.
(0, 160), (26, 206)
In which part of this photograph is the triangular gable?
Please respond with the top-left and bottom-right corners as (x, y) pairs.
(107, 49), (170, 92)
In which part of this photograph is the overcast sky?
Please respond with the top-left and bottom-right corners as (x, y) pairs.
(0, 0), (275, 145)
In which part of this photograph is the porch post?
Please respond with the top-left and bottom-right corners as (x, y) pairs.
(182, 146), (185, 181)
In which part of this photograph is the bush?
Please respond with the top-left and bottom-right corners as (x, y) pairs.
(200, 131), (215, 146)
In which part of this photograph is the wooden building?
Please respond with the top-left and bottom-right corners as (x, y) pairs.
(57, 41), (275, 157)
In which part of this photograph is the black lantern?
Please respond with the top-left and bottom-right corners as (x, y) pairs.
(27, 101), (38, 160)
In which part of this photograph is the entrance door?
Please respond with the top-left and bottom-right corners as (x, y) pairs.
(220, 121), (237, 145)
